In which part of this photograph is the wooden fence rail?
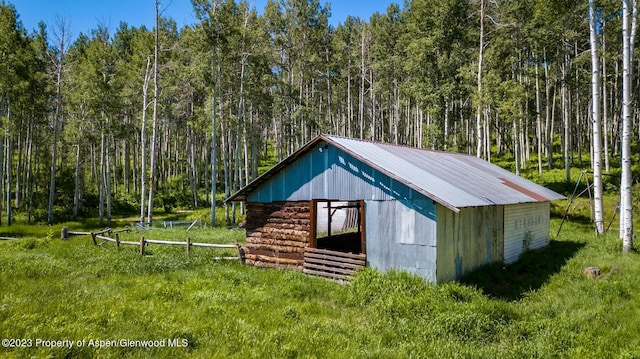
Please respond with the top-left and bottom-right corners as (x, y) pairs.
(134, 219), (203, 231)
(62, 227), (130, 240)
(92, 231), (243, 260)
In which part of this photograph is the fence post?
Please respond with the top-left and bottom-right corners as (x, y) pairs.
(61, 227), (68, 240)
(140, 236), (145, 256)
(186, 237), (191, 256)
(91, 232), (97, 245)
(115, 233), (120, 250)
(236, 238), (245, 263)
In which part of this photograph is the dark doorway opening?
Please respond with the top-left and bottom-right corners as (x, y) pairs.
(309, 200), (365, 254)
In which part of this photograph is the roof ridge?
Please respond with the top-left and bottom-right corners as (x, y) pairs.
(322, 133), (467, 156)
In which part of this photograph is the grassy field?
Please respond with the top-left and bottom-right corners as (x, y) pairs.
(1, 213), (640, 358)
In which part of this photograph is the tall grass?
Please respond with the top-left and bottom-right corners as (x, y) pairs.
(1, 214), (640, 358)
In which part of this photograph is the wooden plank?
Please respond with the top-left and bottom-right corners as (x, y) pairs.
(359, 199), (366, 255)
(305, 247), (366, 260)
(303, 268), (351, 281)
(245, 248), (305, 260)
(145, 239), (187, 246)
(303, 257), (365, 270)
(190, 242), (237, 248)
(118, 240), (139, 246)
(245, 254), (302, 265)
(303, 262), (358, 276)
(304, 252), (366, 266)
(95, 235), (116, 243)
(246, 236), (308, 246)
(67, 231), (91, 236)
(303, 246), (366, 281)
(309, 199), (317, 248)
(249, 260), (303, 271)
(247, 243), (305, 253)
(186, 220), (199, 231)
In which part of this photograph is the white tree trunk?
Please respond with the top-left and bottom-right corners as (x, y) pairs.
(562, 55), (571, 183)
(476, 0), (485, 158)
(98, 131), (104, 226)
(602, 22), (611, 174)
(535, 59), (543, 175)
(210, 47), (218, 227)
(48, 20), (68, 225)
(147, 0), (160, 225)
(6, 133), (11, 225)
(140, 56), (151, 224)
(620, 0), (635, 251)
(73, 144), (80, 219)
(589, 0), (605, 235)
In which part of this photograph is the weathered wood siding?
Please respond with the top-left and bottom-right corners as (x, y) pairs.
(503, 202), (550, 263)
(303, 247), (366, 282)
(244, 201), (310, 270)
(436, 204), (504, 282)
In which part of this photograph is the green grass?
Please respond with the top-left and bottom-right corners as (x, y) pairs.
(2, 212), (640, 358)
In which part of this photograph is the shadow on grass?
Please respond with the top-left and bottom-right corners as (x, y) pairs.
(460, 239), (585, 301)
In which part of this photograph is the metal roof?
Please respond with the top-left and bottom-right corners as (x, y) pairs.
(227, 135), (566, 211)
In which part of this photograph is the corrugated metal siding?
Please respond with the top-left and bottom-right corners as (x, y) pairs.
(364, 201), (393, 274)
(248, 142), (409, 203)
(436, 204), (504, 282)
(365, 199), (438, 282)
(503, 202), (550, 264)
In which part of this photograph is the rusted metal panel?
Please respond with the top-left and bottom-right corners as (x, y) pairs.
(436, 204), (458, 282)
(503, 202), (550, 264)
(436, 204), (504, 282)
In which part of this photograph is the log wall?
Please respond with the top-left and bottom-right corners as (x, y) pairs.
(244, 201), (311, 270)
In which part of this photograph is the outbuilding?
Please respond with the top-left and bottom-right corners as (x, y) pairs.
(226, 135), (565, 282)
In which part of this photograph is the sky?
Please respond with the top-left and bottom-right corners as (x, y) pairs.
(12, 0), (396, 40)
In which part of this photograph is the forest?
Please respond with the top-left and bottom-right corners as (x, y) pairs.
(0, 0), (637, 233)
